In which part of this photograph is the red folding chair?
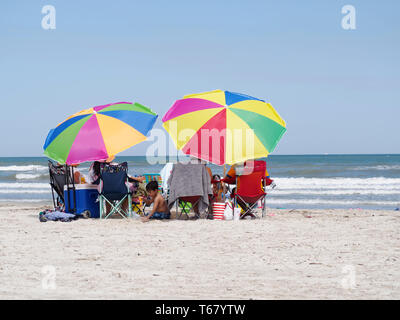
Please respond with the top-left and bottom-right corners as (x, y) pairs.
(233, 160), (268, 219)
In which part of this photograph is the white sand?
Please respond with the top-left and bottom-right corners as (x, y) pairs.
(0, 202), (399, 299)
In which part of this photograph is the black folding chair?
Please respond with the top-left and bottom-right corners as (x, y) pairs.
(48, 160), (76, 212)
(99, 162), (132, 219)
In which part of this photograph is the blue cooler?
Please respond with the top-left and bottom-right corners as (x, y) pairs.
(64, 184), (100, 218)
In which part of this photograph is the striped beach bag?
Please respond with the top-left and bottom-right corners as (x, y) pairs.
(212, 202), (225, 220)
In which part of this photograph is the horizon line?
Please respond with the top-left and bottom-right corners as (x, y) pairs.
(0, 153), (399, 158)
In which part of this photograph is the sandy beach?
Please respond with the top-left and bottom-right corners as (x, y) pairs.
(0, 202), (399, 300)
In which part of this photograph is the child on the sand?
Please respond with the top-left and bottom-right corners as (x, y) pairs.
(141, 181), (170, 222)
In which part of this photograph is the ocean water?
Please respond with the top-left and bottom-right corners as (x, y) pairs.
(0, 154), (399, 210)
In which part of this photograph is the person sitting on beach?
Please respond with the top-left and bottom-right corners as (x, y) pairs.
(127, 174), (146, 184)
(88, 156), (117, 186)
(88, 161), (102, 185)
(71, 164), (86, 184)
(211, 174), (227, 203)
(141, 180), (170, 222)
(89, 157), (145, 186)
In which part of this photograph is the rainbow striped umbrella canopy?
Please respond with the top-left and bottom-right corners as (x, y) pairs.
(44, 102), (157, 165)
(162, 90), (286, 165)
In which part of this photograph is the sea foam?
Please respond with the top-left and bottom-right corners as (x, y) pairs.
(0, 165), (48, 172)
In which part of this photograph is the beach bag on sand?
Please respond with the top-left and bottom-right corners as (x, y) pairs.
(233, 207), (241, 220)
(224, 200), (233, 220)
(212, 202), (225, 220)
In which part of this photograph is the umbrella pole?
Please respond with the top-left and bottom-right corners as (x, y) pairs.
(65, 164), (71, 213)
(48, 162), (56, 209)
(234, 176), (238, 217)
(71, 166), (76, 214)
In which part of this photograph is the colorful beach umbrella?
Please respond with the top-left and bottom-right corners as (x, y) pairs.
(162, 90), (286, 165)
(44, 102), (157, 165)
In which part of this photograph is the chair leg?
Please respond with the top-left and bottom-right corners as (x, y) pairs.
(99, 196), (103, 219)
(132, 202), (143, 216)
(103, 196), (127, 219)
(183, 200), (194, 220)
(128, 194), (132, 218)
(177, 200), (182, 220)
(106, 201), (120, 219)
(181, 201), (189, 220)
(185, 202), (191, 220)
(100, 194), (135, 219)
(236, 195), (261, 219)
(104, 198), (116, 219)
(262, 196), (266, 218)
(192, 200), (201, 219)
(118, 195), (129, 218)
(179, 200), (189, 220)
(142, 203), (146, 216)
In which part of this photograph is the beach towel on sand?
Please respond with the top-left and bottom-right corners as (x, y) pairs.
(39, 210), (77, 222)
(167, 163), (212, 214)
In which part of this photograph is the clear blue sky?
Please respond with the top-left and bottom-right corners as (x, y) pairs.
(0, 0), (399, 156)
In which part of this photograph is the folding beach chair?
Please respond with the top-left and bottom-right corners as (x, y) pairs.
(132, 195), (145, 216)
(98, 162), (132, 219)
(124, 175), (146, 216)
(233, 160), (268, 219)
(48, 160), (76, 212)
(167, 163), (212, 220)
